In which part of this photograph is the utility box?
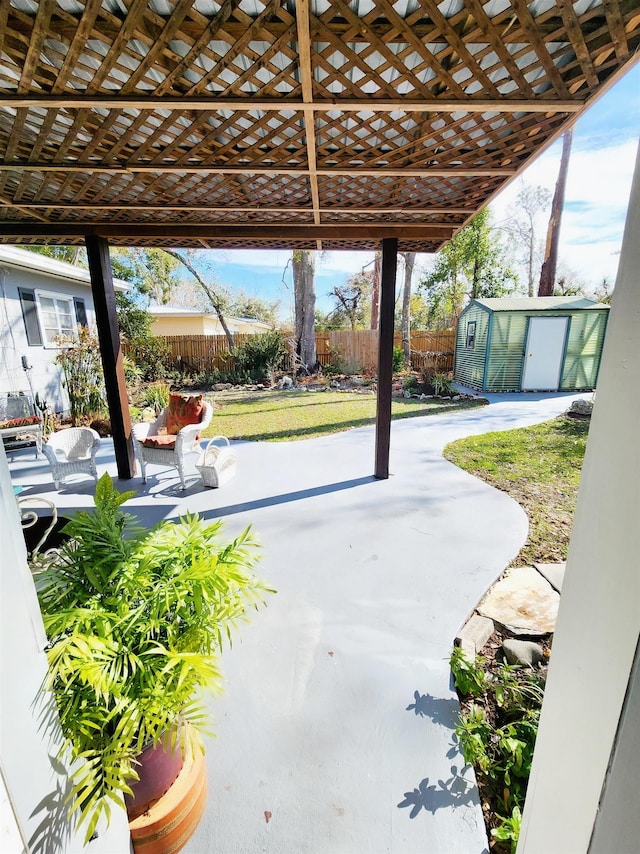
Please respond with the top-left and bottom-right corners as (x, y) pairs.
(454, 297), (610, 393)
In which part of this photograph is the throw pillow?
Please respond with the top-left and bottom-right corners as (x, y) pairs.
(142, 435), (177, 449)
(166, 393), (204, 435)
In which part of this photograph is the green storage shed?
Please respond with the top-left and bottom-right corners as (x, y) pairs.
(454, 297), (610, 393)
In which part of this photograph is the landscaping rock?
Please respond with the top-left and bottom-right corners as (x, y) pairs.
(502, 639), (544, 667)
(213, 383), (233, 391)
(403, 390), (412, 398)
(279, 375), (294, 389)
(568, 399), (593, 416)
(477, 566), (560, 635)
(452, 395), (461, 401)
(456, 614), (494, 660)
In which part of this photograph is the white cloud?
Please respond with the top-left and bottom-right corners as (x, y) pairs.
(491, 137), (637, 287)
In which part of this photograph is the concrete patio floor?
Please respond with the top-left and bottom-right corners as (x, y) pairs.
(8, 390), (588, 854)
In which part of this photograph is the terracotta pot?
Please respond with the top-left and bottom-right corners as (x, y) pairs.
(125, 733), (184, 821)
(129, 740), (207, 854)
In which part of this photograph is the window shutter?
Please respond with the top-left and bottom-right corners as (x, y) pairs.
(18, 288), (43, 346)
(74, 297), (88, 327)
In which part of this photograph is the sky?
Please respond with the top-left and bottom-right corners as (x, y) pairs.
(201, 63), (640, 321)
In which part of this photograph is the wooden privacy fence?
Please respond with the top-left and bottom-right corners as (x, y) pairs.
(152, 329), (456, 374)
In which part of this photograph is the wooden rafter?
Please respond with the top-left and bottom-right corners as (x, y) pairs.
(0, 96), (584, 112)
(0, 164), (516, 177)
(0, 1), (638, 247)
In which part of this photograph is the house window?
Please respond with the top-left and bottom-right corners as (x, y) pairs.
(18, 288), (43, 346)
(35, 291), (78, 347)
(465, 321), (477, 349)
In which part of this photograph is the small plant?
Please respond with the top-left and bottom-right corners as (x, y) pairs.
(450, 647), (486, 697)
(491, 806), (522, 854)
(36, 474), (274, 841)
(122, 354), (142, 387)
(433, 372), (454, 396)
(403, 374), (419, 391)
(55, 327), (108, 425)
(141, 381), (170, 413)
(451, 646), (545, 853)
(323, 344), (345, 376)
(34, 392), (57, 437)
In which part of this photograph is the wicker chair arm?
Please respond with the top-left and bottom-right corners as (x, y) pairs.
(132, 422), (151, 442)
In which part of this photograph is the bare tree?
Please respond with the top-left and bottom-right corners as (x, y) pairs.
(163, 249), (236, 356)
(539, 129), (574, 296)
(400, 252), (416, 364)
(370, 251), (381, 330)
(292, 250), (317, 370)
(502, 183), (551, 296)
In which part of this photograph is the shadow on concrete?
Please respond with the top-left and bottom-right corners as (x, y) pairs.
(405, 690), (459, 727)
(397, 768), (478, 817)
(198, 475), (376, 520)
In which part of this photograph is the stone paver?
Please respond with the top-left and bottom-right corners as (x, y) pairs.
(456, 614), (495, 659)
(478, 565), (560, 635)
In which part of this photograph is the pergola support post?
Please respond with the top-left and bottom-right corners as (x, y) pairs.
(85, 235), (136, 480)
(374, 237), (398, 479)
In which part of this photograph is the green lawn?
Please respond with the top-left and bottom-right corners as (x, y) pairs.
(444, 416), (589, 566)
(201, 389), (486, 442)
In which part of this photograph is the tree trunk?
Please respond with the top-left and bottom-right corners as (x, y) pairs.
(539, 129), (573, 296)
(370, 252), (381, 330)
(163, 249), (236, 356)
(400, 252), (415, 364)
(292, 250), (317, 370)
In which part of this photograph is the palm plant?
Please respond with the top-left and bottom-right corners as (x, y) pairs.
(36, 474), (273, 841)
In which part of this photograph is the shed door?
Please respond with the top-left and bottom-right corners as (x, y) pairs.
(521, 317), (568, 390)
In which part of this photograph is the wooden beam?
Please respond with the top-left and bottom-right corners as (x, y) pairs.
(0, 201), (473, 215)
(0, 164), (516, 178)
(84, 235), (136, 481)
(374, 237), (398, 480)
(295, 0), (322, 230)
(1, 223), (455, 240)
(0, 95), (584, 113)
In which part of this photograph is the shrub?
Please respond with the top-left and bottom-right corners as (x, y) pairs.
(233, 330), (287, 383)
(433, 372), (455, 396)
(392, 345), (406, 373)
(141, 381), (170, 413)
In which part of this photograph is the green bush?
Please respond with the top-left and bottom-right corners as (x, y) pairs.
(141, 381), (170, 413)
(233, 330), (286, 383)
(433, 372), (455, 396)
(392, 345), (406, 373)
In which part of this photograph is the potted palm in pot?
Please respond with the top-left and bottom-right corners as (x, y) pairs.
(35, 474), (273, 844)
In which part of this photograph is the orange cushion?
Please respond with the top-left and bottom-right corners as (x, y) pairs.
(0, 416), (42, 429)
(166, 394), (204, 435)
(142, 435), (176, 449)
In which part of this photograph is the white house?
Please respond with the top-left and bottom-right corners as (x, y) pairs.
(0, 246), (128, 416)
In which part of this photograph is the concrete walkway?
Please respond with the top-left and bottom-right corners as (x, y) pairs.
(7, 391), (587, 854)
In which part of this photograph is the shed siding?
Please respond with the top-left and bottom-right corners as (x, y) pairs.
(561, 311), (608, 390)
(454, 305), (489, 389)
(485, 312), (528, 391)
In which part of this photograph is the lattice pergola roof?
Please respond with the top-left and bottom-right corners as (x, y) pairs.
(0, 0), (638, 251)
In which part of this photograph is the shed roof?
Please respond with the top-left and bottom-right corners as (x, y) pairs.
(0, 1), (639, 251)
(472, 296), (610, 312)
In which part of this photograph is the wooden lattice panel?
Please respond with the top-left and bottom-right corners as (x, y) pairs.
(0, 1), (638, 247)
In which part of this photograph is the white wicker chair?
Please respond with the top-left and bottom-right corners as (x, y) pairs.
(132, 401), (213, 490)
(43, 427), (101, 489)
